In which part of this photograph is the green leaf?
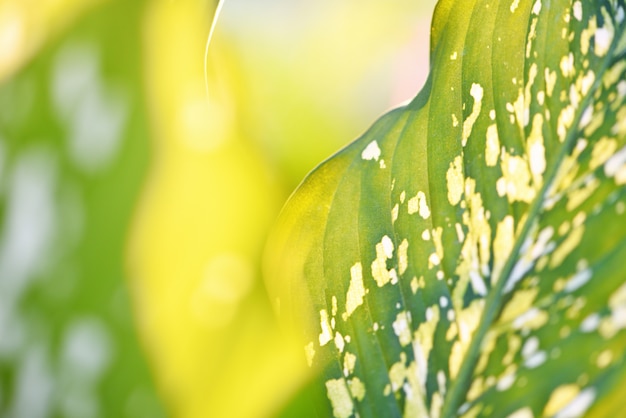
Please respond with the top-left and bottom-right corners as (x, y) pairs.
(265, 0), (626, 416)
(0, 1), (165, 417)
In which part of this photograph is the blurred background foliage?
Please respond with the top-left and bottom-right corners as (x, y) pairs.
(0, 0), (435, 417)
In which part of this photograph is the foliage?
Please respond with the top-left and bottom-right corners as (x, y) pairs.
(0, 1), (163, 417)
(0, 0), (435, 417)
(266, 0), (626, 417)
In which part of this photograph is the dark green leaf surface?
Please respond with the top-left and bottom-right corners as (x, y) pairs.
(266, 0), (626, 416)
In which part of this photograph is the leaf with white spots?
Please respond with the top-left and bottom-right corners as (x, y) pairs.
(266, 0), (626, 417)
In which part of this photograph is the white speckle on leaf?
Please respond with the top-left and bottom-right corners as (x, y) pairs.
(513, 308), (543, 329)
(426, 307), (435, 322)
(382, 235), (394, 258)
(507, 408), (534, 418)
(455, 223), (465, 242)
(462, 83), (484, 146)
(504, 258), (532, 293)
(371, 236), (395, 287)
(437, 370), (447, 395)
(498, 152), (536, 202)
(348, 377), (366, 401)
(361, 140), (381, 161)
(485, 124), (500, 166)
(392, 203), (399, 223)
(335, 332), (345, 352)
(492, 216), (514, 284)
(618, 81), (626, 98)
(345, 262), (365, 318)
(446, 156), (464, 205)
(447, 310), (455, 321)
(596, 350), (613, 368)
(469, 271), (488, 296)
(496, 372), (516, 391)
(594, 27), (613, 57)
(554, 388), (595, 418)
(532, 0), (542, 14)
(319, 310), (333, 346)
(528, 114), (546, 183)
(564, 269), (593, 293)
(605, 146), (626, 178)
(573, 1), (582, 21)
(343, 352), (357, 376)
(398, 239), (409, 275)
(580, 313), (601, 333)
(524, 351), (547, 368)
(560, 53), (575, 78)
(537, 90), (545, 105)
(393, 311), (412, 346)
(522, 336), (539, 358)
(579, 106), (593, 129)
(408, 191), (431, 219)
(557, 105), (576, 141)
(325, 379), (354, 418)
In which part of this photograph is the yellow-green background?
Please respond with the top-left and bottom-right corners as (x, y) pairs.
(0, 0), (435, 417)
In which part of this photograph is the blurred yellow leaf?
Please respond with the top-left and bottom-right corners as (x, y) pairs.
(128, 1), (310, 417)
(0, 0), (103, 80)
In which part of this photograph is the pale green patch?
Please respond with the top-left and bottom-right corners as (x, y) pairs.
(325, 378), (354, 418)
(510, 0), (520, 13)
(408, 191), (431, 219)
(485, 124), (500, 167)
(549, 223), (585, 268)
(497, 152), (536, 202)
(553, 388), (595, 418)
(507, 407), (534, 418)
(392, 311), (412, 347)
(305, 342), (316, 367)
(446, 155), (464, 205)
(344, 262), (365, 319)
(462, 83), (484, 146)
(343, 352), (357, 376)
(347, 377), (366, 401)
(319, 309), (333, 346)
(371, 235), (395, 287)
(398, 239), (409, 275)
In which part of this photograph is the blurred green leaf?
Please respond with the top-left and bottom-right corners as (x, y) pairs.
(0, 1), (164, 417)
(266, 0), (626, 416)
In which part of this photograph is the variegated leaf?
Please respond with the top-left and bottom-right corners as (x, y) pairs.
(266, 0), (626, 416)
